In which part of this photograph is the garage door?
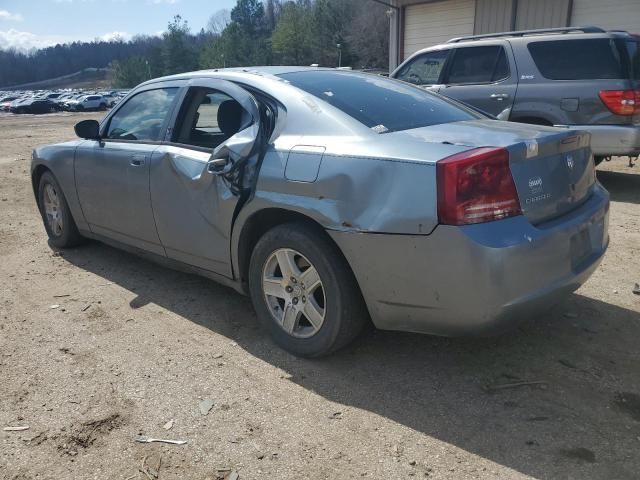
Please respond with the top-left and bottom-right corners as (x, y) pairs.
(403, 0), (476, 60)
(571, 0), (640, 34)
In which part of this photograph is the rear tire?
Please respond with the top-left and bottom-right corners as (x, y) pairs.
(248, 223), (368, 357)
(38, 171), (84, 248)
(594, 155), (605, 166)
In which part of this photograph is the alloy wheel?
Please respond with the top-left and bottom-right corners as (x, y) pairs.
(42, 183), (63, 236)
(262, 248), (326, 338)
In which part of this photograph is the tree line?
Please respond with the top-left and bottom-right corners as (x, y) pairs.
(0, 0), (390, 89)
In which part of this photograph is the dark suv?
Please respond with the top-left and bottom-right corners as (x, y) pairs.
(391, 26), (640, 165)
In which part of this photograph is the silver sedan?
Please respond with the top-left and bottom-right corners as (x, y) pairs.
(31, 67), (609, 356)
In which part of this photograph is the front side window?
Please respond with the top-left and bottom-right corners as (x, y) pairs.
(528, 39), (626, 80)
(446, 46), (510, 84)
(106, 88), (178, 142)
(279, 70), (478, 133)
(172, 88), (248, 150)
(395, 49), (450, 85)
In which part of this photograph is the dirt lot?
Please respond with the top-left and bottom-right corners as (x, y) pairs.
(0, 112), (639, 480)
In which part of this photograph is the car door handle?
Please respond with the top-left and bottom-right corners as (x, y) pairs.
(130, 155), (146, 166)
(490, 93), (510, 100)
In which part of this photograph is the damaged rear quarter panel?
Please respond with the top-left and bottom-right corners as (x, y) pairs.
(237, 148), (439, 235)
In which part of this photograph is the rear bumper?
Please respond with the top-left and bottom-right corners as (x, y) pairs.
(329, 185), (609, 336)
(554, 124), (640, 156)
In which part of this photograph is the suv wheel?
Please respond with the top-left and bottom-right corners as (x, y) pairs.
(38, 172), (84, 248)
(248, 223), (368, 357)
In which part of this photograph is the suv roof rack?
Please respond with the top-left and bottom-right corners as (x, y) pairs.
(447, 26), (606, 43)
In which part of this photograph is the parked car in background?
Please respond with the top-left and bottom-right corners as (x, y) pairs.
(11, 98), (57, 114)
(99, 93), (119, 107)
(0, 95), (21, 111)
(65, 94), (107, 111)
(51, 93), (74, 109)
(42, 92), (63, 101)
(391, 26), (640, 165)
(32, 67), (609, 356)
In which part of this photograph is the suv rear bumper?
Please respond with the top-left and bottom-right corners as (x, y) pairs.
(555, 124), (640, 156)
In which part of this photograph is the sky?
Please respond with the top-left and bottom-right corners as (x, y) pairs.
(0, 0), (237, 52)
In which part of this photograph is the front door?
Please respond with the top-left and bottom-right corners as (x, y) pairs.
(393, 48), (451, 93)
(75, 86), (180, 255)
(150, 79), (261, 276)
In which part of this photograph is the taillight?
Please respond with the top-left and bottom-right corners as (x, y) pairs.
(437, 147), (521, 225)
(598, 89), (640, 115)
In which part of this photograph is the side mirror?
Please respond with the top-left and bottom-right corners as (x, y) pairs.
(74, 119), (100, 140)
(206, 154), (231, 175)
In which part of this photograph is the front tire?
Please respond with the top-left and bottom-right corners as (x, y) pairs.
(248, 223), (368, 357)
(38, 171), (83, 248)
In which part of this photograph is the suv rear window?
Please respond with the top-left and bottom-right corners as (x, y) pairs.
(279, 70), (478, 133)
(528, 39), (626, 80)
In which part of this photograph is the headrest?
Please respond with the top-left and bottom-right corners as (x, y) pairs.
(217, 100), (243, 137)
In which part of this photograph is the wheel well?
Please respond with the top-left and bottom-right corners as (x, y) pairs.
(237, 209), (343, 284)
(511, 116), (554, 127)
(31, 165), (51, 202)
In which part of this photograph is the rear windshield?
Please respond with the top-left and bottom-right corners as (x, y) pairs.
(278, 70), (478, 133)
(528, 38), (630, 80)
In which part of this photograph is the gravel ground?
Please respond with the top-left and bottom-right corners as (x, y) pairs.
(0, 112), (639, 480)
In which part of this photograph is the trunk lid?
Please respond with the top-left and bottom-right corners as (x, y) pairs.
(395, 119), (596, 224)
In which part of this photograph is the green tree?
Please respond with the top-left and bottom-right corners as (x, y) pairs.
(308, 0), (348, 66)
(231, 0), (265, 30)
(200, 22), (246, 68)
(200, 0), (272, 69)
(272, 1), (311, 65)
(111, 56), (153, 88)
(162, 15), (198, 75)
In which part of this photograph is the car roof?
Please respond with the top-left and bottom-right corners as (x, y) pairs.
(140, 66), (334, 86)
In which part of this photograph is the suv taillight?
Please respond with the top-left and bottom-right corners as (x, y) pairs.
(437, 147), (521, 225)
(599, 89), (640, 115)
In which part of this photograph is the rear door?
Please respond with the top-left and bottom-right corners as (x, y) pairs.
(392, 48), (451, 93)
(439, 43), (517, 119)
(149, 78), (261, 277)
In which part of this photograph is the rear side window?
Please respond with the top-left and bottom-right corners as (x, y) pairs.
(623, 40), (640, 79)
(395, 49), (449, 85)
(528, 39), (626, 80)
(446, 46), (510, 84)
(106, 88), (178, 142)
(279, 70), (478, 133)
